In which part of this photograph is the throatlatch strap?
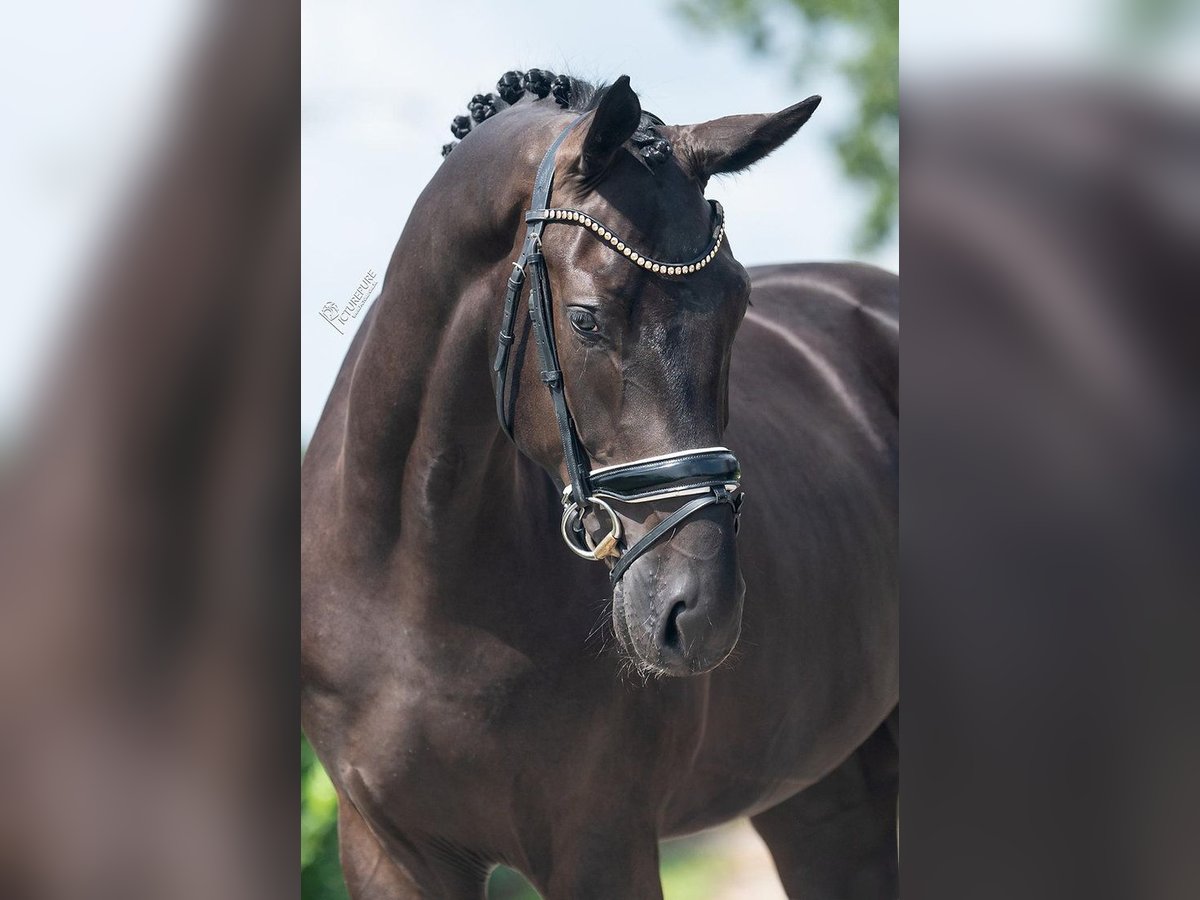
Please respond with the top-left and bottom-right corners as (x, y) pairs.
(493, 245), (530, 438)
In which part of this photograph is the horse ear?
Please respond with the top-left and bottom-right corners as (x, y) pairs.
(578, 75), (642, 178)
(672, 95), (821, 181)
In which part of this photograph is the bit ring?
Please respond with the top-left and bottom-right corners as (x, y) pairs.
(560, 497), (622, 561)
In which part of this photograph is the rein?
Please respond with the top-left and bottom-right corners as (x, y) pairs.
(493, 116), (744, 584)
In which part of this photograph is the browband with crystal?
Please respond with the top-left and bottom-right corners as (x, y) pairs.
(526, 201), (725, 276)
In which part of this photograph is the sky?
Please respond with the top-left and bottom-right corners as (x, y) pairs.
(299, 0), (899, 440)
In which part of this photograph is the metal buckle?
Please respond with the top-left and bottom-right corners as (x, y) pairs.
(560, 497), (622, 561)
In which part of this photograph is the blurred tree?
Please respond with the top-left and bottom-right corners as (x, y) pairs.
(302, 736), (349, 900)
(677, 0), (898, 250)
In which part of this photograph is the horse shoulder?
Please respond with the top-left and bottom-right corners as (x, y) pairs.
(737, 263), (897, 454)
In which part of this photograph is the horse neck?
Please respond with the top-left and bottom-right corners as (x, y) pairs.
(331, 135), (549, 566)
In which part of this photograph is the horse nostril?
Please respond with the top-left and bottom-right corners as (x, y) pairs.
(660, 599), (688, 654)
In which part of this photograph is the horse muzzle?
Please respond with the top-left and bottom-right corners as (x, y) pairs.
(610, 502), (745, 676)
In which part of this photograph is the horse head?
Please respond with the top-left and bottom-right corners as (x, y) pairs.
(447, 73), (819, 676)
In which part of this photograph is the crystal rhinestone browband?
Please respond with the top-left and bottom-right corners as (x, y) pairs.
(525, 200), (725, 276)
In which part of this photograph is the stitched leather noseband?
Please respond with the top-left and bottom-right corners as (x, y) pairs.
(493, 116), (744, 584)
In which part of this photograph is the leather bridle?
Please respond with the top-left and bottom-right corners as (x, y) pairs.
(493, 116), (744, 584)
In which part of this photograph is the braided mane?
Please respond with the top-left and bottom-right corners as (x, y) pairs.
(440, 69), (672, 168)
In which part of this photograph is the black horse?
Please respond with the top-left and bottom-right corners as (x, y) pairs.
(302, 70), (898, 898)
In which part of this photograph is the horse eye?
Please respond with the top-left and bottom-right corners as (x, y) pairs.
(567, 307), (599, 335)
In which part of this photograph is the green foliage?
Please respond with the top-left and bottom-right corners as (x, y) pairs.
(487, 867), (541, 899)
(301, 737), (349, 900)
(677, 0), (898, 250)
(485, 843), (731, 900)
(1113, 0), (1197, 50)
(660, 838), (736, 898)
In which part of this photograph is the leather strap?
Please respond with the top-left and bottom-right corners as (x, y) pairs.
(493, 257), (527, 438)
(527, 249), (591, 506)
(494, 116), (589, 441)
(607, 488), (742, 585)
